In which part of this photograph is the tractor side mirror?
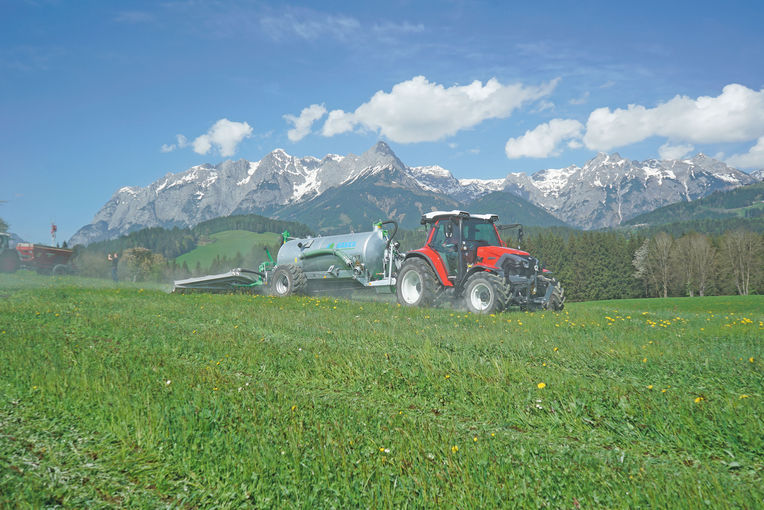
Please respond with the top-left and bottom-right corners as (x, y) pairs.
(445, 223), (453, 238)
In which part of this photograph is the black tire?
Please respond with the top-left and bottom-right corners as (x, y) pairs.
(270, 264), (307, 297)
(463, 272), (507, 315)
(52, 264), (70, 276)
(0, 250), (20, 273)
(396, 258), (440, 308)
(544, 280), (565, 311)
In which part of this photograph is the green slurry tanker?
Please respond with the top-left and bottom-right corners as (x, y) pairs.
(173, 211), (564, 313)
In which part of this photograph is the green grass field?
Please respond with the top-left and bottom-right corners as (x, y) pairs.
(0, 273), (761, 508)
(175, 230), (280, 269)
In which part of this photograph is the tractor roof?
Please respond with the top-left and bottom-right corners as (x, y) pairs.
(420, 210), (499, 225)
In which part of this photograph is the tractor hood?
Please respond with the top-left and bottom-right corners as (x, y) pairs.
(476, 245), (530, 260)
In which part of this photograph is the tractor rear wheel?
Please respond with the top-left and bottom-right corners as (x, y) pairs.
(270, 264), (308, 297)
(396, 258), (439, 308)
(464, 272), (506, 314)
(0, 250), (20, 273)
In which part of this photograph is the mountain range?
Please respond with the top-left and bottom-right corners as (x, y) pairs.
(70, 142), (759, 246)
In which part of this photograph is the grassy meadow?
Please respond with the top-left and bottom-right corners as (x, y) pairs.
(0, 272), (761, 508)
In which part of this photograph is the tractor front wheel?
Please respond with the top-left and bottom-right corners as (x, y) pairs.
(545, 280), (565, 311)
(396, 258), (439, 308)
(464, 272), (506, 314)
(270, 264), (308, 297)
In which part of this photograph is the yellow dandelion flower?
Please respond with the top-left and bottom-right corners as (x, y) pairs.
(445, 374), (450, 379)
(537, 382), (546, 389)
(642, 358), (647, 363)
(553, 347), (559, 352)
(451, 445), (459, 453)
(750, 357), (755, 363)
(694, 396), (703, 403)
(647, 385), (653, 390)
(739, 394), (749, 399)
(473, 436), (478, 442)
(291, 405), (297, 412)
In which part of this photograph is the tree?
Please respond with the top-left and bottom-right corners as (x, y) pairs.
(633, 233), (675, 298)
(0, 217), (8, 233)
(122, 247), (167, 282)
(686, 232), (715, 297)
(721, 229), (762, 296)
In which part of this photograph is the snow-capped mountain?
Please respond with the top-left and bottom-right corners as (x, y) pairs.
(494, 153), (756, 229)
(749, 168), (764, 181)
(70, 142), (756, 245)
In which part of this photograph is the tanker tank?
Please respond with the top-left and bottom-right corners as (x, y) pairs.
(277, 224), (389, 277)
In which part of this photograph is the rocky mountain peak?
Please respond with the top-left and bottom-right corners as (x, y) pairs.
(69, 143), (758, 246)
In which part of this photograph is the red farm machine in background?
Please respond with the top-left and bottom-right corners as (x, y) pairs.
(0, 231), (75, 275)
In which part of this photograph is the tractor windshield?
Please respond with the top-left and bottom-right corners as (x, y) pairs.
(462, 218), (500, 246)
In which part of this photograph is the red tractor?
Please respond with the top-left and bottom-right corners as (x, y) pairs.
(396, 211), (564, 313)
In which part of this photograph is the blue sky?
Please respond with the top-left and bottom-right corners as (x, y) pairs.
(2, 0), (763, 243)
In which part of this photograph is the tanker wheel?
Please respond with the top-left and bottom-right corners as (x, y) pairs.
(0, 250), (20, 273)
(270, 264), (307, 297)
(464, 272), (506, 315)
(545, 280), (565, 311)
(52, 264), (70, 276)
(396, 258), (439, 308)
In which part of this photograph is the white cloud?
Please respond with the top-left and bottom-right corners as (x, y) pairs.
(283, 104), (327, 142)
(532, 100), (555, 113)
(261, 12), (360, 41)
(569, 91), (590, 105)
(658, 142), (695, 160)
(372, 21), (425, 34)
(505, 119), (584, 159)
(191, 119), (253, 157)
(159, 134), (189, 153)
(726, 136), (764, 169)
(583, 83), (764, 151)
(318, 75), (558, 143)
(321, 110), (357, 137)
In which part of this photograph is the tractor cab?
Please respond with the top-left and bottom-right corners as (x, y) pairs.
(419, 210), (530, 287)
(396, 210), (564, 313)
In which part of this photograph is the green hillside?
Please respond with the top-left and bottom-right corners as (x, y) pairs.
(467, 191), (569, 227)
(624, 181), (764, 226)
(175, 230), (280, 269)
(83, 213), (311, 259)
